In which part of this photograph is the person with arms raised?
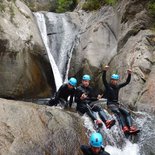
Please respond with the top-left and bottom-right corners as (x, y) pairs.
(102, 65), (139, 134)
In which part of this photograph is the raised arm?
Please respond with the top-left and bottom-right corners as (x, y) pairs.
(118, 69), (132, 88)
(102, 65), (110, 89)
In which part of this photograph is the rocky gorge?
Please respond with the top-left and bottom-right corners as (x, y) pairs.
(0, 0), (155, 154)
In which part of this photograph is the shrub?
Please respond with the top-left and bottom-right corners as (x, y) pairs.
(105, 0), (117, 5)
(82, 0), (117, 11)
(148, 0), (155, 17)
(0, 0), (6, 12)
(82, 0), (101, 11)
(56, 0), (77, 13)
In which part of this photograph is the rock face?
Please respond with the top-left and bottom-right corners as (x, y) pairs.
(0, 0), (155, 110)
(69, 0), (155, 110)
(110, 30), (154, 107)
(0, 0), (54, 99)
(22, 0), (56, 12)
(69, 7), (118, 88)
(0, 98), (87, 155)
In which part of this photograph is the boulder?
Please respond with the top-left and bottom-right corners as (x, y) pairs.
(22, 0), (56, 12)
(69, 7), (118, 89)
(0, 98), (87, 155)
(0, 0), (54, 99)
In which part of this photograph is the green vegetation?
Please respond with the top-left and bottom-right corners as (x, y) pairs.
(148, 0), (155, 17)
(105, 0), (117, 5)
(55, 0), (117, 12)
(147, 0), (155, 29)
(82, 0), (117, 11)
(56, 0), (77, 13)
(82, 0), (101, 11)
(0, 0), (6, 12)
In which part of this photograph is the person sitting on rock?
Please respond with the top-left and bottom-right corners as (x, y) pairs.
(102, 65), (139, 134)
(48, 77), (77, 108)
(81, 132), (110, 155)
(75, 74), (115, 129)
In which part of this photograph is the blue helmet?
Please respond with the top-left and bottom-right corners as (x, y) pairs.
(82, 74), (91, 81)
(89, 132), (103, 147)
(69, 77), (77, 86)
(111, 74), (119, 80)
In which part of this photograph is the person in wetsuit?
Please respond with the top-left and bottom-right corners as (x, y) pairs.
(48, 77), (77, 108)
(81, 132), (110, 155)
(102, 65), (139, 134)
(75, 74), (115, 129)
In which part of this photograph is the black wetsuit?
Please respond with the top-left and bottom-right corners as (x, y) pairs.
(75, 85), (107, 123)
(102, 70), (132, 127)
(49, 84), (75, 107)
(81, 145), (110, 155)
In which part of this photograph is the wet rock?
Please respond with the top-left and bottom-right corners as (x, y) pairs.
(0, 98), (87, 155)
(0, 0), (54, 99)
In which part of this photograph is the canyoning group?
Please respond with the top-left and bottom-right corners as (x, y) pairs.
(48, 65), (140, 155)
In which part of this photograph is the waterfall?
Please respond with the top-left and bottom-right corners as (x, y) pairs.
(33, 10), (154, 155)
(82, 109), (155, 155)
(34, 12), (78, 90)
(34, 12), (62, 90)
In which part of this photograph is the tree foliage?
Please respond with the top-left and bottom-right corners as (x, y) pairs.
(56, 0), (77, 13)
(104, 0), (117, 5)
(82, 0), (101, 11)
(148, 0), (155, 17)
(82, 0), (117, 11)
(55, 0), (117, 12)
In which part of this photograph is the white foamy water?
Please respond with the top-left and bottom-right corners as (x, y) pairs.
(82, 114), (140, 155)
(34, 12), (63, 90)
(105, 140), (140, 155)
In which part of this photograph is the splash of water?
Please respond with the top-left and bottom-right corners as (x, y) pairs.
(82, 114), (140, 155)
(105, 140), (140, 155)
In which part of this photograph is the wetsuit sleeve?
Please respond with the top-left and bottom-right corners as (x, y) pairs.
(75, 87), (83, 103)
(80, 145), (91, 155)
(54, 85), (65, 101)
(102, 70), (110, 89)
(118, 74), (131, 88)
(102, 152), (110, 155)
(101, 147), (110, 155)
(87, 87), (98, 101)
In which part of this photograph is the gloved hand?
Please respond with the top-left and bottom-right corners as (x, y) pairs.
(102, 65), (109, 71)
(97, 94), (103, 99)
(127, 69), (132, 74)
(80, 93), (88, 100)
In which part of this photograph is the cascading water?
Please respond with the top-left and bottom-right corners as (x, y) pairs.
(33, 10), (155, 155)
(34, 12), (62, 90)
(34, 12), (79, 90)
(82, 105), (155, 155)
